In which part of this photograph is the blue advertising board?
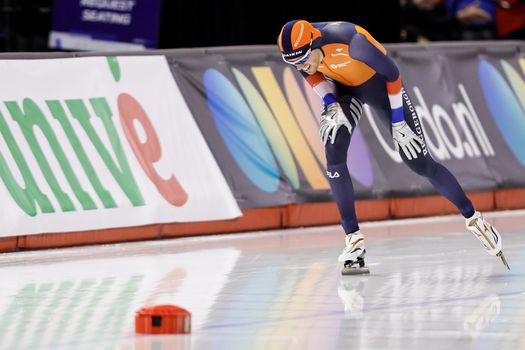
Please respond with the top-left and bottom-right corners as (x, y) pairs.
(49, 0), (163, 51)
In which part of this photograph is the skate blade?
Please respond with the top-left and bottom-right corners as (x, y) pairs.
(341, 267), (370, 276)
(497, 251), (510, 270)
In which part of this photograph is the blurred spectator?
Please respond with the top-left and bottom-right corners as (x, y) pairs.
(400, 0), (496, 42)
(494, 0), (525, 39)
(400, 0), (457, 41)
(0, 0), (51, 51)
(446, 0), (496, 39)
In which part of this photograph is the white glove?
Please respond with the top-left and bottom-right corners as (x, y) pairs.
(319, 102), (352, 145)
(392, 120), (423, 160)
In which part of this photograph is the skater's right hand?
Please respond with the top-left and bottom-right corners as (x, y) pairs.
(320, 101), (356, 145)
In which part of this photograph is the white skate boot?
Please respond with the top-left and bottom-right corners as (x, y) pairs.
(338, 230), (369, 275)
(465, 211), (510, 270)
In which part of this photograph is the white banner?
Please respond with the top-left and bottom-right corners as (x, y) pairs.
(0, 56), (241, 236)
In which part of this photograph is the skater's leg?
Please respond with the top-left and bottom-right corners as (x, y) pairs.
(398, 88), (475, 218)
(325, 121), (359, 234)
(400, 152), (475, 218)
(399, 89), (508, 267)
(324, 98), (369, 274)
(353, 78), (476, 218)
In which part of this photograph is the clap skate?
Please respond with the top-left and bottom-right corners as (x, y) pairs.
(338, 230), (370, 275)
(466, 211), (510, 270)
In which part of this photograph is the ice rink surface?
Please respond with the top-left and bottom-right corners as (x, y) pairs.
(0, 209), (524, 350)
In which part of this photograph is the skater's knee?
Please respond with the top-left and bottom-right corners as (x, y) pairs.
(325, 131), (350, 165)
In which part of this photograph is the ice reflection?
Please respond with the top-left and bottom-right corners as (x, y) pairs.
(0, 248), (240, 350)
(337, 278), (366, 319)
(463, 295), (501, 338)
(335, 261), (505, 349)
(133, 334), (192, 350)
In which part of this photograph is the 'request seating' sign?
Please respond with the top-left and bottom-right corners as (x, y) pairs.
(49, 0), (163, 51)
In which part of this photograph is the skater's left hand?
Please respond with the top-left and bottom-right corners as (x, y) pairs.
(392, 121), (423, 160)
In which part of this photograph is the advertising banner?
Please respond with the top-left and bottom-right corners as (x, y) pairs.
(168, 53), (333, 209)
(0, 56), (241, 236)
(393, 44), (525, 191)
(49, 0), (163, 51)
(0, 42), (523, 236)
(167, 43), (525, 208)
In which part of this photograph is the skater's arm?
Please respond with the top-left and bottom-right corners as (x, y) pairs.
(302, 71), (337, 105)
(348, 27), (423, 159)
(300, 69), (361, 145)
(348, 26), (403, 123)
